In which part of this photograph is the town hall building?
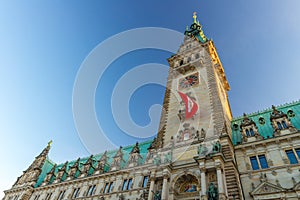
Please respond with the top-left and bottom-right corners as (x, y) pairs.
(3, 13), (300, 200)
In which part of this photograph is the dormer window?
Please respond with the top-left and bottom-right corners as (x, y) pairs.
(245, 128), (255, 137)
(270, 105), (295, 136)
(277, 121), (287, 130)
(240, 113), (261, 142)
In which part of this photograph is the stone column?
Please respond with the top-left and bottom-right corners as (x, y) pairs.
(216, 167), (224, 193)
(148, 177), (155, 200)
(199, 161), (207, 200)
(161, 174), (169, 200)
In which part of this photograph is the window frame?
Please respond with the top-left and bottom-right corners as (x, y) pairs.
(108, 182), (114, 193)
(127, 178), (133, 190)
(72, 188), (80, 199)
(249, 154), (269, 170)
(103, 183), (109, 194)
(142, 176), (149, 188)
(122, 179), (128, 191)
(286, 149), (299, 164)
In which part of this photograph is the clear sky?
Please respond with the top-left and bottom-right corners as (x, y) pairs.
(1, 1), (300, 197)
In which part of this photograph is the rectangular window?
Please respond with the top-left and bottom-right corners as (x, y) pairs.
(286, 150), (298, 164)
(250, 156), (259, 170)
(92, 185), (96, 195)
(57, 191), (65, 200)
(72, 188), (80, 198)
(103, 183), (109, 194)
(108, 182), (114, 193)
(142, 176), (149, 188)
(258, 155), (268, 169)
(127, 179), (133, 190)
(122, 179), (128, 191)
(87, 185), (96, 196)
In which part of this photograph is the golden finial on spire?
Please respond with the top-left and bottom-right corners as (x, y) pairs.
(48, 140), (53, 147)
(193, 12), (197, 23)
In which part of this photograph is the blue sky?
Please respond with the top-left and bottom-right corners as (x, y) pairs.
(1, 1), (300, 197)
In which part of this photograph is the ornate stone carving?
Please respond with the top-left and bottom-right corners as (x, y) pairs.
(177, 123), (198, 142)
(207, 182), (218, 200)
(212, 141), (221, 153)
(198, 143), (208, 156)
(127, 142), (143, 167)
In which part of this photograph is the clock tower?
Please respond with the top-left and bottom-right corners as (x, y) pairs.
(151, 13), (244, 200)
(156, 12), (232, 149)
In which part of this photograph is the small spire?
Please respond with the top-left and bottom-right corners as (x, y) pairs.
(48, 140), (53, 147)
(193, 12), (197, 23)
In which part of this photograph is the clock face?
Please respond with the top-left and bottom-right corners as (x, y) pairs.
(179, 73), (199, 89)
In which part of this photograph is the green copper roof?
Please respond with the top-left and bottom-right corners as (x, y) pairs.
(231, 100), (300, 146)
(35, 158), (55, 188)
(35, 140), (153, 187)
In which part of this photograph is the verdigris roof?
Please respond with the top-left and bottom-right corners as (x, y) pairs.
(231, 100), (300, 146)
(35, 140), (153, 188)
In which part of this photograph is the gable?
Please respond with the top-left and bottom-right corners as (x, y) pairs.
(251, 181), (286, 196)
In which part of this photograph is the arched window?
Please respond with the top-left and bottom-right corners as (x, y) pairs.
(277, 122), (283, 130)
(250, 128), (255, 136)
(180, 60), (184, 65)
(282, 121), (287, 129)
(245, 129), (250, 137)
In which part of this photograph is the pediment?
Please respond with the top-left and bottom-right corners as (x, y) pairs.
(251, 181), (286, 195)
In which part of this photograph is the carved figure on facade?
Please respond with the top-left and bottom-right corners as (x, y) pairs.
(212, 141), (221, 153)
(164, 152), (172, 164)
(153, 154), (161, 166)
(153, 191), (161, 200)
(207, 182), (218, 200)
(198, 143), (208, 156)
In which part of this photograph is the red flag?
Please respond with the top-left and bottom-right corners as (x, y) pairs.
(178, 91), (198, 120)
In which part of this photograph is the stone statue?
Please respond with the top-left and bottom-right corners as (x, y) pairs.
(200, 128), (206, 139)
(153, 191), (161, 200)
(212, 141), (221, 153)
(198, 143), (208, 156)
(207, 182), (218, 200)
(153, 155), (161, 166)
(164, 152), (172, 163)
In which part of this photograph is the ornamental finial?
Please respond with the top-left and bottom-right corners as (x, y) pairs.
(193, 12), (197, 23)
(48, 140), (53, 147)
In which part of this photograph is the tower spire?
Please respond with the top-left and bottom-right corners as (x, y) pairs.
(185, 12), (207, 43)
